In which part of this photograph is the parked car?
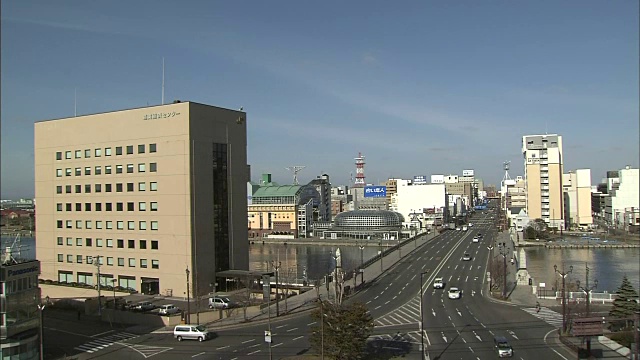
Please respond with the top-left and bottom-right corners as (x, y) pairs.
(159, 304), (180, 315)
(134, 301), (156, 312)
(208, 296), (233, 309)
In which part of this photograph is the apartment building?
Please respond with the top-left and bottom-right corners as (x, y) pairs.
(34, 101), (248, 298)
(604, 166), (639, 229)
(562, 169), (593, 229)
(522, 134), (564, 230)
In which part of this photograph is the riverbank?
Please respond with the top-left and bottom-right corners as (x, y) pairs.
(250, 235), (424, 247)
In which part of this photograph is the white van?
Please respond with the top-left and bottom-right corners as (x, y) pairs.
(208, 296), (233, 309)
(174, 324), (210, 342)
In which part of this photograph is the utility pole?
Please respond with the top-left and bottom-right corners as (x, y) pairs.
(576, 263), (598, 356)
(38, 302), (45, 360)
(554, 264), (573, 334)
(419, 271), (429, 358)
(634, 311), (639, 360)
(185, 268), (191, 324)
(379, 241), (383, 272)
(487, 245), (494, 291)
(499, 242), (508, 298)
(271, 261), (281, 317)
(95, 255), (102, 316)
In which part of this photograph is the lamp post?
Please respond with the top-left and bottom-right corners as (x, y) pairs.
(554, 264), (573, 334)
(358, 244), (365, 268)
(379, 241), (383, 272)
(419, 270), (429, 358)
(111, 279), (117, 309)
(498, 242), (508, 298)
(38, 301), (46, 360)
(576, 263), (598, 355)
(487, 245), (494, 291)
(185, 268), (191, 324)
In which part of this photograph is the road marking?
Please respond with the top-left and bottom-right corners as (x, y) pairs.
(292, 336), (304, 341)
(432, 309), (436, 316)
(375, 305), (381, 310)
(192, 352), (205, 358)
(465, 276), (468, 282)
(392, 295), (397, 300)
(247, 350), (261, 355)
(441, 332), (447, 343)
(216, 346), (230, 350)
(473, 331), (482, 342)
(286, 327), (298, 332)
(91, 330), (114, 338)
(508, 330), (518, 340)
(307, 321), (316, 326)
(241, 339), (255, 344)
(276, 325), (286, 329)
(456, 309), (462, 316)
(272, 343), (283, 347)
(374, 296), (379, 300)
(366, 300), (371, 304)
(385, 300), (390, 305)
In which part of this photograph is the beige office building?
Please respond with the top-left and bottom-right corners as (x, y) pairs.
(34, 101), (249, 298)
(563, 169), (593, 229)
(522, 134), (565, 230)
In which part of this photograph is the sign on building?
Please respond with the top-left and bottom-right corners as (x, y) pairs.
(431, 175), (444, 184)
(413, 175), (428, 185)
(462, 169), (475, 176)
(364, 186), (387, 198)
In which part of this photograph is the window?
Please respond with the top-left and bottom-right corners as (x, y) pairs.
(95, 184), (102, 193)
(67, 255), (73, 263)
(77, 255), (83, 263)
(124, 145), (133, 155)
(85, 184), (91, 193)
(66, 203), (72, 211)
(86, 255), (93, 264)
(138, 144), (145, 153)
(57, 186), (63, 194)
(106, 239), (113, 247)
(138, 182), (146, 191)
(76, 238), (82, 246)
(65, 168), (72, 176)
(150, 202), (158, 211)
(57, 237), (63, 245)
(106, 203), (112, 211)
(66, 220), (72, 228)
(139, 240), (147, 249)
(117, 239), (124, 248)
(57, 220), (63, 229)
(117, 202), (123, 211)
(56, 169), (63, 177)
(95, 203), (102, 211)
(85, 203), (91, 211)
(150, 163), (157, 172)
(106, 221), (113, 229)
(86, 238), (92, 246)
(105, 147), (112, 156)
(85, 220), (92, 229)
(127, 164), (134, 173)
(76, 220), (82, 229)
(96, 238), (103, 247)
(150, 182), (158, 191)
(75, 185), (81, 193)
(105, 184), (112, 192)
(116, 183), (123, 192)
(127, 202), (134, 211)
(139, 221), (147, 230)
(75, 203), (81, 211)
(56, 151), (63, 160)
(57, 254), (63, 262)
(128, 240), (135, 249)
(138, 163), (146, 172)
(84, 149), (91, 158)
(95, 148), (102, 157)
(151, 240), (159, 250)
(107, 257), (113, 266)
(151, 260), (159, 269)
(116, 146), (123, 155)
(95, 166), (102, 175)
(140, 259), (148, 268)
(127, 221), (135, 230)
(75, 150), (82, 158)
(65, 151), (72, 159)
(129, 258), (136, 267)
(96, 221), (103, 229)
(75, 167), (82, 176)
(149, 143), (157, 153)
(118, 258), (124, 266)
(139, 202), (147, 211)
(151, 221), (158, 230)
(117, 221), (124, 230)
(116, 165), (123, 174)
(105, 165), (112, 174)
(66, 237), (73, 246)
(84, 167), (91, 175)
(57, 203), (63, 211)
(127, 183), (134, 192)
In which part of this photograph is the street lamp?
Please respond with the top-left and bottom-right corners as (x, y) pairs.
(554, 264), (573, 334)
(379, 241), (383, 272)
(576, 263), (598, 355)
(111, 279), (117, 309)
(38, 301), (46, 360)
(498, 242), (508, 298)
(487, 245), (494, 291)
(419, 270), (429, 358)
(185, 268), (191, 324)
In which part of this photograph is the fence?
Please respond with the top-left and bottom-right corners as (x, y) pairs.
(537, 290), (617, 303)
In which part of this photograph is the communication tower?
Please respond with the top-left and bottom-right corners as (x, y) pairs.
(285, 166), (306, 185)
(503, 161), (512, 183)
(353, 152), (366, 188)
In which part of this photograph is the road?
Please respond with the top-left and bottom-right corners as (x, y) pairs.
(46, 208), (581, 359)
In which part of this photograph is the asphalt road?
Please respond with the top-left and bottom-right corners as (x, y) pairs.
(46, 208), (583, 359)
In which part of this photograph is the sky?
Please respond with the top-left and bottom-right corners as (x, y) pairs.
(1, 0), (638, 199)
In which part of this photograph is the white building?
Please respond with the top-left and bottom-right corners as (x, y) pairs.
(605, 166), (639, 228)
(392, 182), (446, 229)
(562, 169), (593, 229)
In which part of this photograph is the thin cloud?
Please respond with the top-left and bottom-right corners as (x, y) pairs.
(362, 53), (378, 65)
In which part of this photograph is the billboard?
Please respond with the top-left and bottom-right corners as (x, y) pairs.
(431, 174), (444, 184)
(364, 185), (387, 198)
(462, 169), (475, 176)
(413, 175), (428, 185)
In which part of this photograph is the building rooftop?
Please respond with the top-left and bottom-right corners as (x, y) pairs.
(252, 185), (301, 198)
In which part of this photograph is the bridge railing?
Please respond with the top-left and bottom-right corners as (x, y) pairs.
(537, 290), (617, 303)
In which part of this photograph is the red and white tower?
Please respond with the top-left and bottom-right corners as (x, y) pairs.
(353, 152), (366, 188)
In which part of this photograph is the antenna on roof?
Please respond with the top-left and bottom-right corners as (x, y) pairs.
(162, 57), (165, 105)
(74, 88), (77, 116)
(285, 166), (306, 185)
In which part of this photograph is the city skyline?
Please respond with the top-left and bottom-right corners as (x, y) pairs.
(2, 0), (639, 198)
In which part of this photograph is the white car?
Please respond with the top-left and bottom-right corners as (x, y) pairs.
(472, 236), (479, 243)
(462, 253), (472, 261)
(433, 277), (445, 289)
(159, 304), (181, 315)
(448, 287), (461, 299)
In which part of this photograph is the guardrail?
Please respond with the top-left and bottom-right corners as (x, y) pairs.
(537, 290), (617, 303)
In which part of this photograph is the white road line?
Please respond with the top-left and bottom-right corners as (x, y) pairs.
(241, 339), (255, 344)
(216, 346), (230, 350)
(91, 330), (114, 338)
(292, 336), (304, 341)
(247, 350), (261, 355)
(272, 343), (283, 347)
(287, 328), (298, 332)
(276, 325), (286, 329)
(307, 321), (316, 326)
(375, 305), (381, 310)
(191, 352), (206, 357)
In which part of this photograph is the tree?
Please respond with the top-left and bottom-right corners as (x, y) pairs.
(608, 275), (639, 330)
(309, 300), (374, 359)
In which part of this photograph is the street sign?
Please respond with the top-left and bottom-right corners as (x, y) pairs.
(572, 317), (604, 337)
(265, 330), (272, 343)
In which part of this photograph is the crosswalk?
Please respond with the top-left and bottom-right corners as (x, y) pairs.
(375, 297), (421, 327)
(74, 332), (138, 354)
(522, 307), (563, 328)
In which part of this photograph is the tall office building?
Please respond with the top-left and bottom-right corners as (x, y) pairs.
(34, 101), (248, 298)
(522, 134), (565, 230)
(562, 169), (593, 229)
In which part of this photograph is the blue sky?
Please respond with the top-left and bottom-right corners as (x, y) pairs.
(2, 0), (638, 198)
